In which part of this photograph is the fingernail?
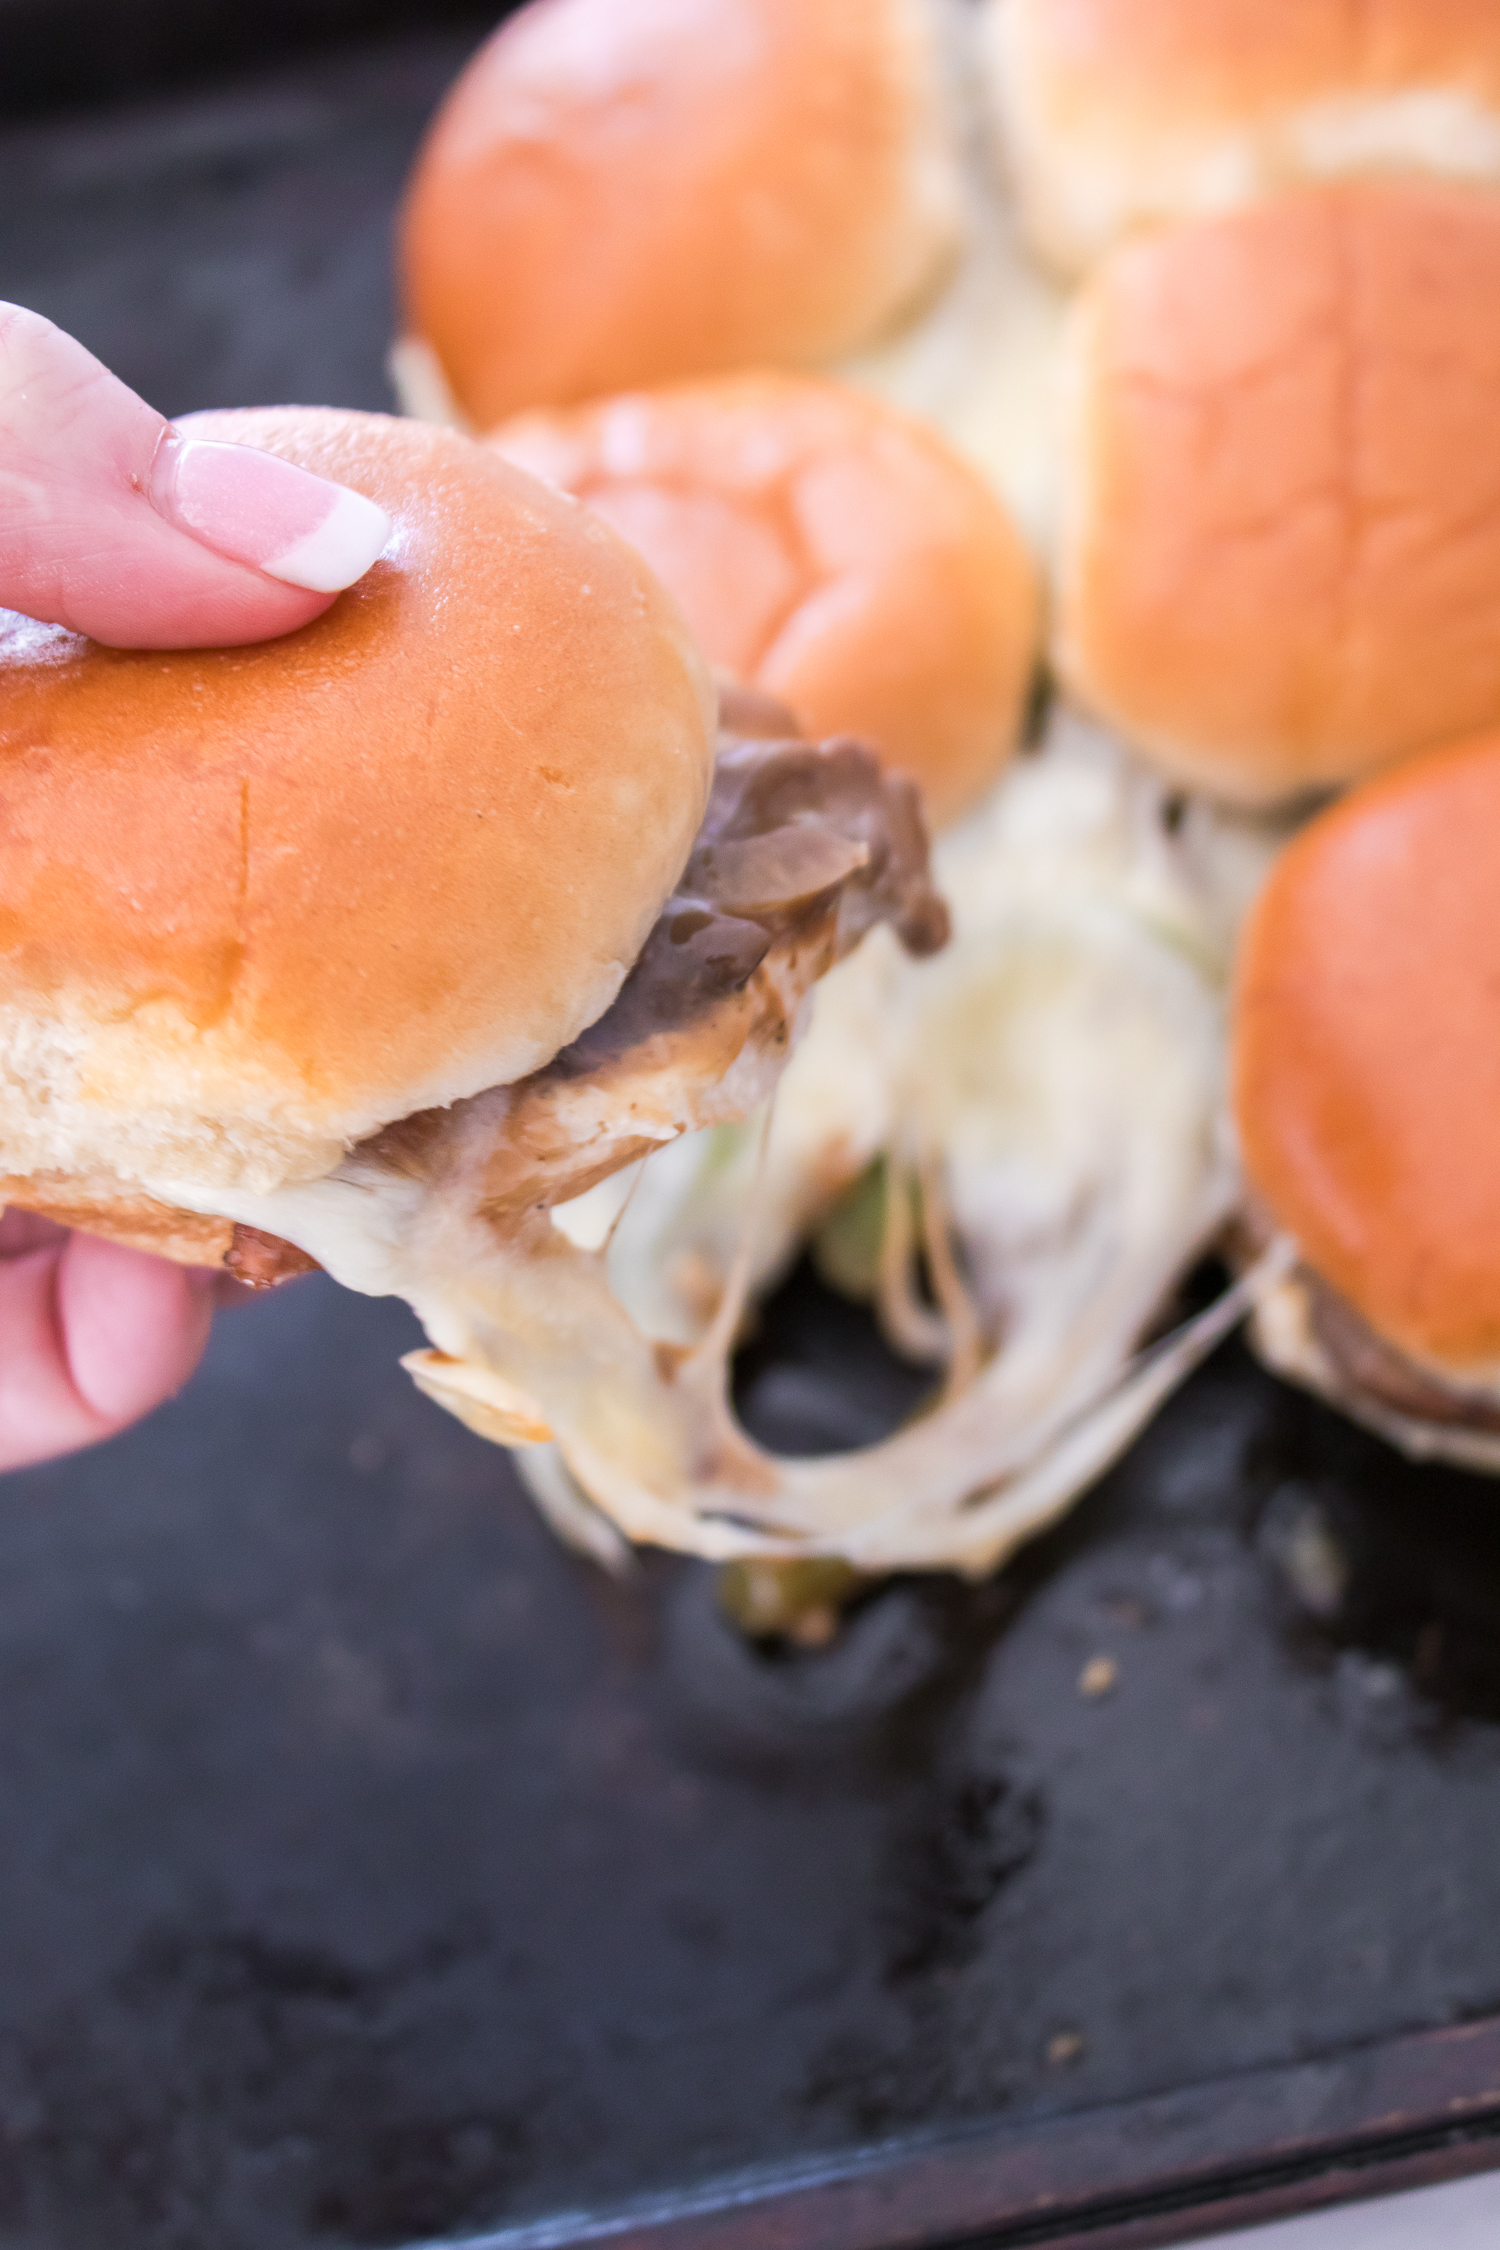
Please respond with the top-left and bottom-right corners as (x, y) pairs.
(150, 430), (391, 593)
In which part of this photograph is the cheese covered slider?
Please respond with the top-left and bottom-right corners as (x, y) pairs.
(0, 407), (939, 1300)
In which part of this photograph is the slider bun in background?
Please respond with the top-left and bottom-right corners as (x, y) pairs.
(0, 408), (714, 1218)
(1056, 179), (1500, 805)
(398, 0), (966, 431)
(987, 0), (1500, 275)
(1233, 730), (1500, 1379)
(493, 373), (1040, 830)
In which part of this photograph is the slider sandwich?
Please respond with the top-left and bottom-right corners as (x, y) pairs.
(1055, 178), (1500, 803)
(0, 410), (946, 1502)
(987, 0), (1500, 277)
(1234, 731), (1500, 1469)
(491, 372), (1041, 832)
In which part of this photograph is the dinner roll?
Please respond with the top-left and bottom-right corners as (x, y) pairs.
(1056, 180), (1500, 803)
(1235, 728), (1500, 1377)
(399, 0), (966, 429)
(493, 372), (1040, 828)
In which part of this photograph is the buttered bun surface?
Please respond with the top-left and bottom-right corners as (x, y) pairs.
(398, 0), (964, 430)
(1234, 731), (1500, 1376)
(1057, 180), (1500, 804)
(989, 0), (1500, 274)
(0, 408), (715, 1210)
(493, 373), (1040, 830)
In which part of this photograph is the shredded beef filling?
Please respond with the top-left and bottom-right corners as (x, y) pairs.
(559, 724), (946, 1072)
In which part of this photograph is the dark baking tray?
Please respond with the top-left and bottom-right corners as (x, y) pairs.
(7, 14), (1500, 2247)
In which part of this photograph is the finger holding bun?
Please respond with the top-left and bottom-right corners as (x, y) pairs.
(397, 0), (965, 433)
(0, 409), (715, 1213)
(491, 373), (1041, 831)
(0, 1215), (217, 1472)
(1234, 731), (1500, 1429)
(1055, 179), (1500, 805)
(986, 0), (1500, 276)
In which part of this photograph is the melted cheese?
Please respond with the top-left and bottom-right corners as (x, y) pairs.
(146, 716), (1288, 1581)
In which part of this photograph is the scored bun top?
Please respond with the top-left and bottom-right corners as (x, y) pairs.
(492, 373), (1040, 830)
(988, 0), (1500, 274)
(398, 0), (964, 430)
(1234, 730), (1500, 1375)
(0, 409), (714, 1201)
(1056, 179), (1500, 805)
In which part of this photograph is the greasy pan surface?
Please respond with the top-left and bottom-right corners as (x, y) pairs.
(5, 17), (1500, 2248)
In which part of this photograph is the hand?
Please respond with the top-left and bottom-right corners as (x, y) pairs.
(0, 1213), (217, 1472)
(0, 304), (390, 1466)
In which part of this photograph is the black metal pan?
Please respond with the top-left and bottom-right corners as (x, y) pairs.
(5, 14), (1500, 2244)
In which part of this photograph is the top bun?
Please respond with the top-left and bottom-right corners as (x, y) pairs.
(491, 373), (1040, 830)
(0, 409), (714, 1202)
(987, 0), (1500, 274)
(1056, 180), (1500, 805)
(398, 0), (964, 430)
(1234, 729), (1500, 1376)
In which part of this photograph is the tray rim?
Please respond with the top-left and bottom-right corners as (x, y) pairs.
(436, 2012), (1500, 2250)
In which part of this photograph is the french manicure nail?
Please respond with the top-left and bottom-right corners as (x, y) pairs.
(149, 430), (391, 594)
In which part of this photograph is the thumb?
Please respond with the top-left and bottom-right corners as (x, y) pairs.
(0, 303), (390, 649)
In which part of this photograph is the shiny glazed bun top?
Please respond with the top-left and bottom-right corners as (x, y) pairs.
(492, 373), (1040, 830)
(989, 0), (1500, 274)
(1234, 730), (1500, 1376)
(0, 409), (715, 1201)
(398, 0), (965, 429)
(1057, 179), (1500, 804)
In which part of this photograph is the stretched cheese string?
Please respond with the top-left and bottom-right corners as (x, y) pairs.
(160, 719), (1289, 1580)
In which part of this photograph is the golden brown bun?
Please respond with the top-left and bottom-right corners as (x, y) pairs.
(492, 374), (1040, 830)
(398, 0), (964, 429)
(1234, 729), (1500, 1374)
(0, 408), (714, 1203)
(988, 0), (1500, 274)
(1056, 180), (1500, 804)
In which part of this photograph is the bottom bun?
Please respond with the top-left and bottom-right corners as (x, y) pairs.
(0, 1180), (315, 1287)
